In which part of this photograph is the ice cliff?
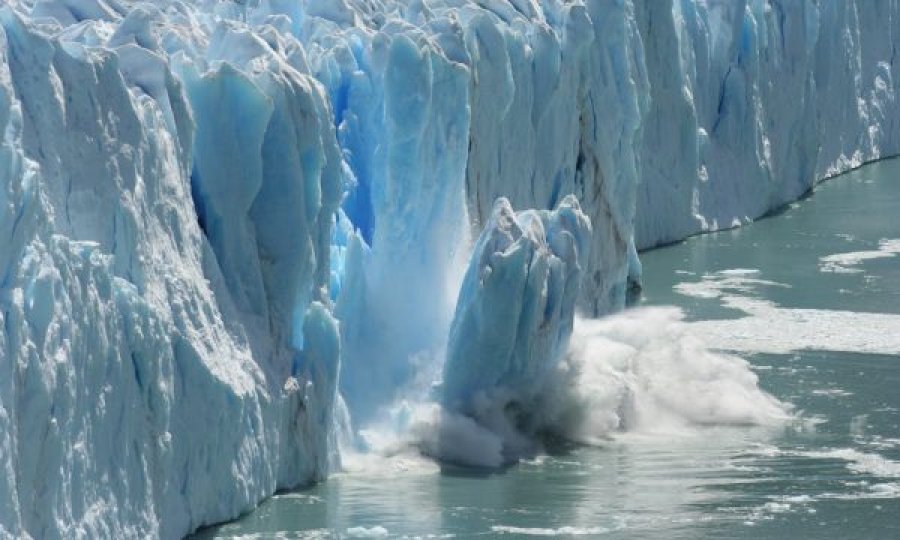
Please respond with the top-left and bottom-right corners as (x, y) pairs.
(634, 0), (900, 248)
(0, 0), (898, 538)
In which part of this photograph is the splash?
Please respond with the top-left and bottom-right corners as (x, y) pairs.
(345, 307), (790, 469)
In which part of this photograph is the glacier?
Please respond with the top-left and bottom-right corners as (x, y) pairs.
(1, 0), (899, 538)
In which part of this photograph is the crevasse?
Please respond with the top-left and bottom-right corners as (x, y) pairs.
(0, 1), (898, 538)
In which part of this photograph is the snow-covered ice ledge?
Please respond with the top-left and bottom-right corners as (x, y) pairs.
(0, 1), (898, 538)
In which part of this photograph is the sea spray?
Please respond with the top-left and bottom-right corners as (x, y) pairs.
(340, 308), (789, 469)
(339, 198), (788, 468)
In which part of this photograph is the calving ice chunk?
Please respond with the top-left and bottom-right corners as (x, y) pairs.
(0, 0), (898, 538)
(441, 196), (591, 459)
(436, 199), (784, 463)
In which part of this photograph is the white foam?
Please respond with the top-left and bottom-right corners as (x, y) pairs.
(745, 446), (900, 503)
(762, 502), (792, 514)
(867, 483), (900, 498)
(751, 446), (900, 478)
(272, 493), (323, 504)
(719, 268), (762, 276)
(230, 532), (331, 540)
(819, 239), (900, 273)
(742, 500), (803, 526)
(810, 388), (854, 398)
(862, 437), (900, 450)
(805, 448), (900, 478)
(689, 307), (900, 355)
(340, 401), (508, 470)
(491, 525), (613, 536)
(346, 526), (390, 538)
(778, 495), (814, 504)
(536, 308), (789, 443)
(338, 443), (440, 478)
(674, 269), (900, 355)
(806, 482), (900, 502)
(674, 271), (789, 300)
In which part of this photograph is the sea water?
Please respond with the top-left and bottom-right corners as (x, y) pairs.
(193, 158), (900, 539)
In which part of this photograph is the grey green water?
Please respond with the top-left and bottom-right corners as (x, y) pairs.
(194, 159), (900, 539)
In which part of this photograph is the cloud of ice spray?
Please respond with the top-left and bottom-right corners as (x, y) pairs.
(342, 305), (790, 470)
(543, 308), (790, 443)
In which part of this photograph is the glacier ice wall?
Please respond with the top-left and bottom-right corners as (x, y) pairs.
(1, 0), (899, 538)
(635, 0), (900, 248)
(440, 196), (590, 459)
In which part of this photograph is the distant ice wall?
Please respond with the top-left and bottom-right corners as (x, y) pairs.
(634, 0), (900, 248)
(1, 0), (900, 538)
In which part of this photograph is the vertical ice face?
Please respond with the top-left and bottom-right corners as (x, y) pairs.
(633, 0), (703, 247)
(327, 30), (472, 426)
(1, 0), (900, 538)
(0, 3), (343, 538)
(454, 0), (647, 316)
